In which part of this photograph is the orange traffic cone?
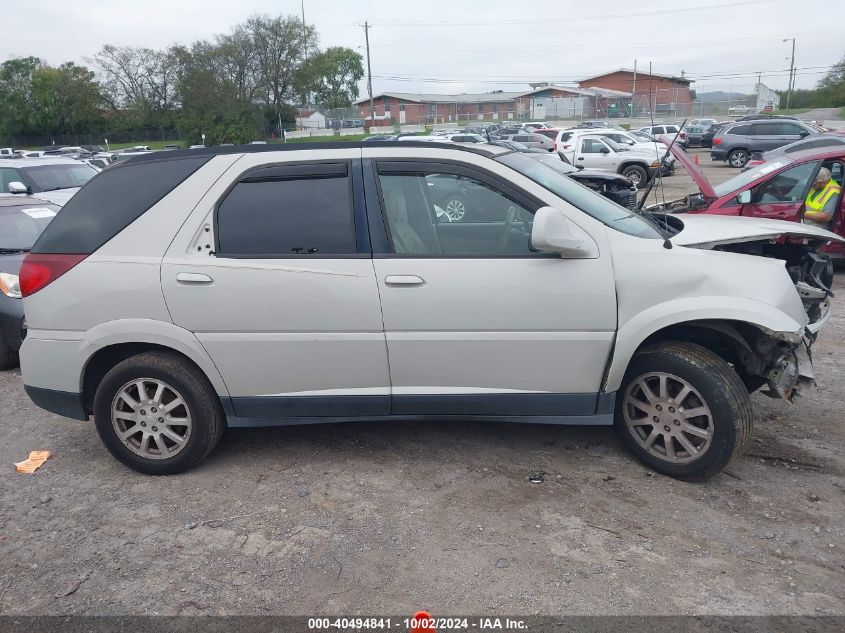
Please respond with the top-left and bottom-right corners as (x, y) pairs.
(694, 153), (700, 165)
(410, 611), (436, 633)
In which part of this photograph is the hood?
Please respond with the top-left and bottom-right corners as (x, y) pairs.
(670, 213), (845, 249)
(660, 136), (717, 199)
(31, 188), (79, 207)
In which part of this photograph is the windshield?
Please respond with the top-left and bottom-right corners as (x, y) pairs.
(597, 137), (625, 152)
(0, 204), (58, 250)
(529, 154), (579, 174)
(712, 157), (796, 197)
(498, 153), (661, 239)
(22, 163), (97, 192)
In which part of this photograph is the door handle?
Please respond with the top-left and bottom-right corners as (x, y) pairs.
(384, 275), (425, 286)
(577, 157), (585, 160)
(176, 272), (213, 284)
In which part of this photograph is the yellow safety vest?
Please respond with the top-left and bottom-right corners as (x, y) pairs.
(806, 179), (842, 212)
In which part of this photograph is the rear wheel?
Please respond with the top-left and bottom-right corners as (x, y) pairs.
(621, 165), (648, 186)
(728, 149), (749, 168)
(93, 351), (225, 475)
(615, 341), (752, 481)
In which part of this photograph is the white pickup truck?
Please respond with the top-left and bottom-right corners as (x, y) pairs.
(561, 135), (662, 186)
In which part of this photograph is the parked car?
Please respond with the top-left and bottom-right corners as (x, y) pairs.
(487, 139), (546, 154)
(443, 133), (487, 144)
(533, 128), (575, 153)
(20, 142), (839, 479)
(498, 132), (554, 151)
(710, 119), (821, 168)
(636, 124), (687, 148)
(684, 125), (710, 148)
(688, 118), (717, 128)
(735, 114), (799, 122)
(578, 120), (610, 128)
(560, 134), (663, 185)
(700, 122), (730, 149)
(571, 128), (676, 172)
(522, 122), (550, 130)
(0, 157), (98, 206)
(653, 142), (845, 259)
(0, 195), (60, 369)
(742, 133), (845, 170)
(527, 152), (638, 209)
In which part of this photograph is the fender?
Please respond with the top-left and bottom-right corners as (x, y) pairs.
(603, 295), (803, 392)
(81, 318), (230, 396)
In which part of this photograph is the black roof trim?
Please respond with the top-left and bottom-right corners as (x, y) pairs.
(120, 141), (503, 166)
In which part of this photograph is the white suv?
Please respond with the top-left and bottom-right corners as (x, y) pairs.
(18, 142), (841, 479)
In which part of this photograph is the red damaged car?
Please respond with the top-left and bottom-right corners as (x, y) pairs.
(651, 143), (845, 258)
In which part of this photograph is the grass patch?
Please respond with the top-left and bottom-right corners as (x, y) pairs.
(774, 108), (811, 115)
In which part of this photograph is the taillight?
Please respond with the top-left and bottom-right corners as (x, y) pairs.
(713, 138), (722, 145)
(19, 253), (87, 297)
(680, 132), (686, 139)
(552, 142), (557, 151)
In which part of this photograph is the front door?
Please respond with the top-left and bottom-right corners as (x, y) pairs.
(576, 137), (618, 171)
(365, 156), (617, 417)
(739, 160), (819, 221)
(162, 158), (390, 419)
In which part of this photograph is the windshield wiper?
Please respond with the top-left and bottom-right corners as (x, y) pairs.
(0, 247), (30, 254)
(39, 186), (73, 192)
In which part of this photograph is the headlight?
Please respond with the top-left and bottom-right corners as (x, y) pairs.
(650, 160), (661, 167)
(0, 272), (21, 298)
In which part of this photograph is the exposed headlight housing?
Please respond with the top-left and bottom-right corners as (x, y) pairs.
(0, 272), (22, 298)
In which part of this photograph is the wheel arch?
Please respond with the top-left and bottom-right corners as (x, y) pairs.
(79, 320), (230, 416)
(604, 298), (804, 392)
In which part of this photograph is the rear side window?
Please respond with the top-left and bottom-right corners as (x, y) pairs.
(216, 163), (354, 257)
(535, 130), (557, 139)
(32, 156), (210, 254)
(727, 124), (752, 136)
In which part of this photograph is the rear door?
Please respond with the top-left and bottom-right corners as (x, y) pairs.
(750, 122), (782, 152)
(161, 154), (391, 419)
(363, 153), (617, 417)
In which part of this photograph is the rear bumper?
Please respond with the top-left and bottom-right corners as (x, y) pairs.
(24, 385), (88, 420)
(710, 148), (728, 161)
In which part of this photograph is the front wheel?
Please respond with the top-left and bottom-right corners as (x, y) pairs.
(621, 165), (648, 186)
(728, 149), (749, 168)
(615, 341), (752, 481)
(93, 351), (225, 475)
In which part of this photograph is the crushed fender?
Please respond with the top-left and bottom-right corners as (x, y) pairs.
(14, 451), (51, 474)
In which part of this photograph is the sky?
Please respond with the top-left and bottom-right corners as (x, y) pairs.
(4, 0), (844, 98)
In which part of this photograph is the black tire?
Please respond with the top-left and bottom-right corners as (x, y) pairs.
(0, 332), (17, 370)
(93, 351), (225, 475)
(727, 149), (749, 168)
(621, 164), (648, 186)
(615, 341), (753, 481)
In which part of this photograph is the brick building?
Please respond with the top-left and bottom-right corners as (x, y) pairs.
(354, 92), (530, 125)
(578, 69), (693, 116)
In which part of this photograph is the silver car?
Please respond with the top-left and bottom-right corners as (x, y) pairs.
(499, 132), (554, 151)
(17, 142), (842, 480)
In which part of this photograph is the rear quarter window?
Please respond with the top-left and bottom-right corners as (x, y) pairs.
(726, 124), (753, 135)
(31, 155), (210, 254)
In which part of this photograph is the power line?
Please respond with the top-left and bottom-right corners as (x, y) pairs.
(372, 0), (777, 26)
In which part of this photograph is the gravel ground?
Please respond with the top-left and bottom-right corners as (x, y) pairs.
(0, 149), (842, 616)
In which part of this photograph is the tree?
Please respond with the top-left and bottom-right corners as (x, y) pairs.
(0, 57), (41, 138)
(301, 47), (364, 109)
(30, 62), (104, 136)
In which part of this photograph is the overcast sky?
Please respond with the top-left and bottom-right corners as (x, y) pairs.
(5, 0), (843, 97)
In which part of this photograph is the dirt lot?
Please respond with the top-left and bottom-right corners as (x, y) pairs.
(0, 149), (843, 616)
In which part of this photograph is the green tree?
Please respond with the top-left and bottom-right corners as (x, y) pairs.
(0, 57), (41, 138)
(30, 62), (104, 136)
(300, 47), (364, 109)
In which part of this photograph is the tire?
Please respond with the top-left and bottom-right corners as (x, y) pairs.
(615, 341), (752, 481)
(727, 149), (749, 168)
(93, 351), (225, 475)
(621, 164), (648, 186)
(442, 195), (469, 222)
(0, 332), (17, 370)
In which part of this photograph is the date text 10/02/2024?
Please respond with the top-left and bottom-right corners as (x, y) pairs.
(307, 617), (530, 630)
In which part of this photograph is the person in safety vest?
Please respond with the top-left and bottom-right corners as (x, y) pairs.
(804, 167), (842, 228)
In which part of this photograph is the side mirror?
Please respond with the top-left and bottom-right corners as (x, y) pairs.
(8, 181), (29, 194)
(600, 147), (610, 154)
(531, 206), (599, 258)
(736, 190), (752, 204)
(799, 130), (810, 137)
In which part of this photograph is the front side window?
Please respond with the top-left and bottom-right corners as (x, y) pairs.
(216, 166), (355, 257)
(0, 168), (22, 192)
(751, 161), (819, 203)
(378, 168), (536, 256)
(581, 138), (608, 153)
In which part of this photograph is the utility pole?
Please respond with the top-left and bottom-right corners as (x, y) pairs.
(784, 38), (796, 109)
(362, 21), (375, 125)
(302, 1), (308, 59)
(631, 59), (637, 120)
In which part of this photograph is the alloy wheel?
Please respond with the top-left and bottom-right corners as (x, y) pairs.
(622, 371), (714, 464)
(111, 378), (193, 460)
(444, 199), (466, 221)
